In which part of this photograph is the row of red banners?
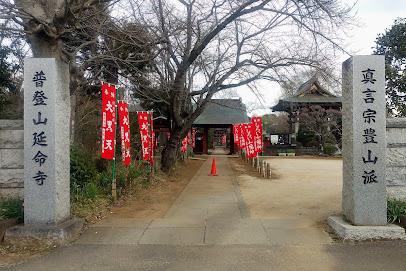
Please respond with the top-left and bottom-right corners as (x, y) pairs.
(101, 83), (261, 163)
(233, 116), (263, 158)
(180, 129), (196, 152)
(101, 83), (158, 166)
(101, 83), (131, 165)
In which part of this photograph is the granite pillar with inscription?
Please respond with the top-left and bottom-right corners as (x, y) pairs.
(24, 58), (70, 226)
(342, 55), (387, 226)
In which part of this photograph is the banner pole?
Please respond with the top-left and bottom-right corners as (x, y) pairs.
(111, 87), (118, 202)
(147, 111), (151, 176)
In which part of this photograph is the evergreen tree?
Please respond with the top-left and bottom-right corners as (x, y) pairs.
(374, 18), (406, 116)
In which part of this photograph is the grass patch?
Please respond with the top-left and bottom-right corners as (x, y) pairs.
(387, 198), (406, 223)
(0, 198), (24, 222)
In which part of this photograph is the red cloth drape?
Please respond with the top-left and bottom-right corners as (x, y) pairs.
(252, 116), (263, 153)
(137, 112), (150, 161)
(101, 83), (116, 159)
(118, 102), (131, 165)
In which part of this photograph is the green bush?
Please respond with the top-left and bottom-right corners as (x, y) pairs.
(94, 157), (109, 173)
(84, 182), (99, 200)
(70, 144), (96, 188)
(128, 166), (142, 182)
(306, 140), (320, 148)
(387, 198), (406, 223)
(323, 145), (338, 156)
(287, 149), (296, 153)
(116, 172), (127, 187)
(97, 172), (111, 188)
(323, 132), (338, 144)
(0, 198), (24, 222)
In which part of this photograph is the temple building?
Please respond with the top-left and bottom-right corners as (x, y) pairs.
(193, 98), (249, 154)
(271, 76), (342, 146)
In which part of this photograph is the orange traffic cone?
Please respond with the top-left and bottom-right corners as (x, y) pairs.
(209, 158), (218, 176)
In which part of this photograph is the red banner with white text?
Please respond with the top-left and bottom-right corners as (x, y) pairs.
(239, 124), (246, 149)
(244, 123), (256, 158)
(192, 128), (196, 148)
(233, 125), (240, 146)
(137, 112), (150, 161)
(181, 136), (187, 152)
(101, 83), (116, 159)
(252, 116), (263, 153)
(187, 129), (192, 146)
(119, 102), (131, 165)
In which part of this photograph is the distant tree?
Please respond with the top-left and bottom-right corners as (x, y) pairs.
(262, 113), (289, 134)
(298, 105), (341, 147)
(0, 30), (25, 118)
(374, 18), (406, 116)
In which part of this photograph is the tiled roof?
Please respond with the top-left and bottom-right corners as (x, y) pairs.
(272, 76), (342, 112)
(194, 99), (249, 125)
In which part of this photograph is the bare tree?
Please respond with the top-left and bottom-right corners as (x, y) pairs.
(126, 0), (355, 172)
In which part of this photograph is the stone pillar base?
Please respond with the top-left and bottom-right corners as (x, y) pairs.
(4, 218), (84, 246)
(328, 216), (406, 241)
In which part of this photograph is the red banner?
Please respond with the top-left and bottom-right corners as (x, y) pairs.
(150, 112), (154, 165)
(167, 132), (170, 140)
(192, 128), (196, 148)
(244, 123), (256, 158)
(119, 102), (131, 165)
(187, 129), (192, 145)
(101, 83), (116, 159)
(181, 136), (187, 152)
(137, 112), (150, 161)
(252, 117), (263, 153)
(233, 125), (240, 145)
(222, 135), (226, 144)
(239, 124), (246, 149)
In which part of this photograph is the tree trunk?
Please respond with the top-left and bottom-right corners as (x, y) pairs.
(161, 128), (183, 173)
(29, 38), (61, 59)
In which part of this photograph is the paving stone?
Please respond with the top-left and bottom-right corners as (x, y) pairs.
(205, 228), (269, 245)
(75, 227), (145, 245)
(206, 212), (242, 220)
(139, 228), (205, 245)
(260, 218), (314, 229)
(265, 228), (332, 244)
(149, 218), (206, 228)
(164, 207), (208, 219)
(90, 218), (152, 228)
(206, 218), (262, 229)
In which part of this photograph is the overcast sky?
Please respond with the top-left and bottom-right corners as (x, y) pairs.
(243, 0), (406, 116)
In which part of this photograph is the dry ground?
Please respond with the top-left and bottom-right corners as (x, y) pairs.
(229, 156), (343, 224)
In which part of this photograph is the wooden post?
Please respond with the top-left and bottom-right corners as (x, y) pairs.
(257, 157), (260, 172)
(266, 163), (271, 179)
(259, 160), (263, 174)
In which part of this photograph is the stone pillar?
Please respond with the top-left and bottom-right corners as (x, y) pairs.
(24, 58), (70, 226)
(342, 55), (386, 226)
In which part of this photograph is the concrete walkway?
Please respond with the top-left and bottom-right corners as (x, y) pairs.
(6, 152), (406, 270)
(75, 152), (331, 246)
